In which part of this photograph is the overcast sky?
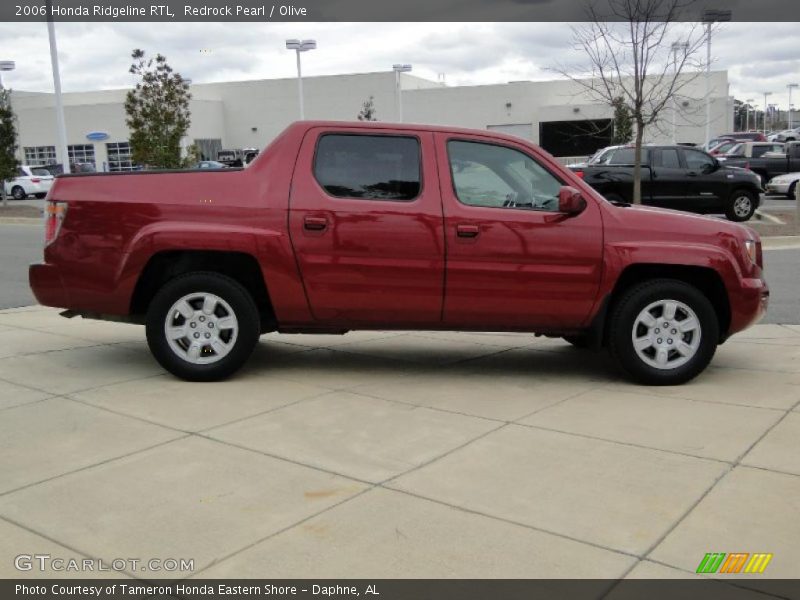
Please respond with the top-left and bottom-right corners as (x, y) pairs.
(0, 22), (798, 108)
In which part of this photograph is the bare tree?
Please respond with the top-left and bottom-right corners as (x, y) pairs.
(558, 0), (709, 203)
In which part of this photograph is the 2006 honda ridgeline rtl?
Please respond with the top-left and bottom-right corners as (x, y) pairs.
(30, 122), (769, 385)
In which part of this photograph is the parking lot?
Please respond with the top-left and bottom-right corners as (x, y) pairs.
(0, 305), (798, 585)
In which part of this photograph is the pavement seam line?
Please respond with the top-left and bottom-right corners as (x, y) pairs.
(629, 397), (800, 575)
(0, 435), (191, 499)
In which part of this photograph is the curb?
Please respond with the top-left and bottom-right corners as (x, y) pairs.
(0, 217), (41, 225)
(762, 235), (800, 250)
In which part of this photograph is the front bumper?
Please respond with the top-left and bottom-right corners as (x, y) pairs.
(728, 276), (769, 337)
(29, 263), (69, 308)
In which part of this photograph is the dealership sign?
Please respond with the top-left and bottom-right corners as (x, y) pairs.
(85, 131), (109, 141)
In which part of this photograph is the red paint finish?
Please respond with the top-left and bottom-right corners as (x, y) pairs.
(30, 121), (767, 340)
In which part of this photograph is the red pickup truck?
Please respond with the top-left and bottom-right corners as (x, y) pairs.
(30, 121), (768, 385)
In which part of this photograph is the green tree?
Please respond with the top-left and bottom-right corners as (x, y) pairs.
(357, 96), (377, 121)
(611, 97), (633, 145)
(124, 49), (191, 169)
(0, 88), (19, 208)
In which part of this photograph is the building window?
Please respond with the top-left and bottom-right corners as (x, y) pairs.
(106, 142), (135, 171)
(68, 144), (95, 167)
(24, 146), (57, 166)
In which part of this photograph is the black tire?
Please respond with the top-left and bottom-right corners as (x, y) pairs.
(608, 279), (718, 385)
(35, 193), (47, 199)
(788, 182), (797, 200)
(563, 335), (591, 348)
(146, 272), (260, 381)
(725, 189), (757, 222)
(11, 186), (26, 200)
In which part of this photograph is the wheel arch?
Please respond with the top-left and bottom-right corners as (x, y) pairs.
(596, 263), (731, 346)
(130, 250), (276, 332)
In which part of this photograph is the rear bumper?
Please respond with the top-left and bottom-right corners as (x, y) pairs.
(29, 263), (69, 308)
(728, 276), (769, 337)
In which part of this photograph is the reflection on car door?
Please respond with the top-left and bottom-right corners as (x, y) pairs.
(435, 133), (603, 329)
(288, 127), (445, 325)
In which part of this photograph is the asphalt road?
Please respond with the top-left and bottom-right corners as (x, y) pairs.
(0, 222), (797, 324)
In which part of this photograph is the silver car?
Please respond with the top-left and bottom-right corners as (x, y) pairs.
(766, 172), (800, 198)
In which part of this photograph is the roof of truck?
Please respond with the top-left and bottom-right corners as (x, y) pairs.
(290, 120), (535, 144)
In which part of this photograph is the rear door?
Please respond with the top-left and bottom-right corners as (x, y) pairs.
(288, 127), (445, 326)
(435, 133), (603, 329)
(648, 148), (688, 209)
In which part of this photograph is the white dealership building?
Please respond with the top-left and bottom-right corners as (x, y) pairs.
(11, 70), (733, 170)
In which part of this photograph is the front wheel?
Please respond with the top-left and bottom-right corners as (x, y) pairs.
(146, 272), (260, 381)
(608, 279), (718, 385)
(725, 190), (757, 222)
(11, 186), (26, 200)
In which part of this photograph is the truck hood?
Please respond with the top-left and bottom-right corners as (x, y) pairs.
(601, 201), (757, 252)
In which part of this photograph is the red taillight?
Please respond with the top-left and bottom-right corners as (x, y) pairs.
(45, 201), (67, 245)
(574, 170), (585, 179)
(31, 178), (41, 183)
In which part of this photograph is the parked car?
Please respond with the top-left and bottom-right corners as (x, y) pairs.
(719, 142), (785, 161)
(29, 121), (768, 386)
(775, 127), (800, 143)
(704, 137), (736, 152)
(194, 160), (228, 169)
(721, 132), (768, 142)
(723, 141), (800, 185)
(571, 145), (762, 221)
(765, 172), (800, 198)
(708, 140), (740, 156)
(4, 165), (54, 199)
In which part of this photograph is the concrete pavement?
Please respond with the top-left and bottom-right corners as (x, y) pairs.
(0, 306), (798, 585)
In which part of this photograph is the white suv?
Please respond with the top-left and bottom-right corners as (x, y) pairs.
(4, 165), (54, 200)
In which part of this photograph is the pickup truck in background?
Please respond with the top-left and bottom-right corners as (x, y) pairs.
(570, 145), (763, 221)
(723, 141), (800, 185)
(30, 122), (768, 386)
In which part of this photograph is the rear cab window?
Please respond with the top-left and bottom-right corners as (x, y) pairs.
(313, 134), (421, 201)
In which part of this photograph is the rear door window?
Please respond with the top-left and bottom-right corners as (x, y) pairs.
(314, 134), (421, 201)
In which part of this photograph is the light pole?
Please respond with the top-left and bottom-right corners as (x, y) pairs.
(762, 92), (772, 135)
(0, 61), (15, 89)
(285, 39), (316, 120)
(788, 83), (799, 130)
(702, 9), (732, 148)
(46, 0), (70, 174)
(393, 64), (412, 123)
(670, 42), (688, 143)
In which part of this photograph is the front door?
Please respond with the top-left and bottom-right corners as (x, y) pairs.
(435, 133), (604, 330)
(288, 127), (445, 326)
(681, 147), (729, 210)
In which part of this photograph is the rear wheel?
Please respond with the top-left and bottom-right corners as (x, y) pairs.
(146, 272), (260, 381)
(788, 182), (797, 200)
(725, 189), (756, 221)
(11, 186), (26, 200)
(608, 279), (718, 385)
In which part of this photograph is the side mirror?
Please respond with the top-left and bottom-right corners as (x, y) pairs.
(558, 186), (587, 216)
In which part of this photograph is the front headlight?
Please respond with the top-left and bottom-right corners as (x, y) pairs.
(744, 239), (758, 264)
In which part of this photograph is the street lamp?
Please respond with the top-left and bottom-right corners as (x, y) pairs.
(393, 64), (412, 123)
(285, 39), (316, 120)
(745, 98), (754, 131)
(762, 92), (772, 135)
(46, 0), (70, 174)
(702, 9), (732, 148)
(0, 61), (15, 89)
(670, 42), (689, 143)
(788, 83), (799, 130)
